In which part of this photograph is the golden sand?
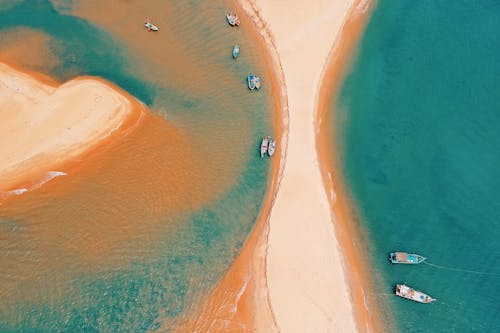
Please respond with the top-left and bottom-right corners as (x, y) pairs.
(315, 1), (383, 331)
(0, 62), (144, 195)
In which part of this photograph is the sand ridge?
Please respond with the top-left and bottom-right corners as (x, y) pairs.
(0, 62), (145, 194)
(237, 0), (361, 332)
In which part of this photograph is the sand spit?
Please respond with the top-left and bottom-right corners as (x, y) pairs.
(316, 1), (385, 332)
(0, 62), (145, 194)
(236, 0), (368, 332)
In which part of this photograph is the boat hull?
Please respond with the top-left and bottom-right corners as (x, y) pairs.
(233, 45), (240, 59)
(395, 284), (435, 303)
(260, 137), (269, 158)
(390, 252), (426, 264)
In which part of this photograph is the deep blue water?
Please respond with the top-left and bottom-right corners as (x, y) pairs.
(333, 1), (500, 332)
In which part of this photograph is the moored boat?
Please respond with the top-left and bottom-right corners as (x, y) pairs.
(144, 19), (159, 32)
(226, 12), (240, 27)
(260, 136), (269, 158)
(232, 45), (240, 59)
(267, 137), (276, 157)
(390, 252), (426, 264)
(247, 74), (261, 90)
(395, 284), (436, 303)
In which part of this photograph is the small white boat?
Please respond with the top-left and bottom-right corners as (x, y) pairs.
(226, 12), (240, 27)
(260, 137), (269, 158)
(390, 252), (426, 264)
(145, 19), (159, 32)
(247, 74), (261, 90)
(232, 45), (240, 59)
(395, 284), (436, 304)
(267, 137), (276, 157)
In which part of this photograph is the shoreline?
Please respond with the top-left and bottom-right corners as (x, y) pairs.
(171, 0), (289, 330)
(241, 0), (367, 332)
(315, 1), (388, 332)
(0, 62), (146, 201)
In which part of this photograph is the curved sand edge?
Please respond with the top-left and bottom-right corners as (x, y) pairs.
(0, 62), (145, 194)
(315, 1), (387, 332)
(171, 0), (289, 330)
(240, 0), (366, 332)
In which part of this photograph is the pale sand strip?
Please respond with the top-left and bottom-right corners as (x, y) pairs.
(239, 1), (358, 332)
(0, 63), (143, 192)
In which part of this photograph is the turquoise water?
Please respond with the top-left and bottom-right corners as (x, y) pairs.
(333, 1), (500, 332)
(0, 0), (276, 332)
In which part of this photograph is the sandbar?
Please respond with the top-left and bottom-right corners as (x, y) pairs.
(237, 0), (365, 332)
(0, 63), (144, 194)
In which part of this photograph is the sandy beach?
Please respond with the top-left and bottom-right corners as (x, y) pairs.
(238, 0), (372, 332)
(0, 62), (144, 195)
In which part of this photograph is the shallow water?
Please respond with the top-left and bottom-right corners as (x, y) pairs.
(329, 1), (500, 332)
(0, 0), (276, 331)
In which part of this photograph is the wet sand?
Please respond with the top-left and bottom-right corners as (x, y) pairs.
(315, 1), (386, 332)
(0, 62), (144, 195)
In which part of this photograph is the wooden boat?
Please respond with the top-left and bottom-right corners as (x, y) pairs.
(260, 137), (269, 158)
(395, 284), (436, 303)
(144, 19), (159, 32)
(247, 74), (261, 90)
(226, 12), (240, 27)
(267, 137), (276, 157)
(390, 252), (426, 264)
(232, 45), (240, 59)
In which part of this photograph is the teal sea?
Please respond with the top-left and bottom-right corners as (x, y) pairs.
(332, 1), (500, 332)
(0, 0), (276, 332)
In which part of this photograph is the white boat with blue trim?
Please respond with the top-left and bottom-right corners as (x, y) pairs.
(395, 284), (436, 303)
(390, 252), (426, 264)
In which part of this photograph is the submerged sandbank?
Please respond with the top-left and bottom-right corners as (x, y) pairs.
(0, 62), (145, 195)
(316, 1), (386, 332)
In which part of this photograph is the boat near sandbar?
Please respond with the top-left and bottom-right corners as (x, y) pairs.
(390, 252), (426, 264)
(267, 137), (276, 157)
(232, 45), (240, 59)
(144, 19), (159, 32)
(247, 74), (261, 90)
(226, 12), (240, 27)
(260, 136), (269, 158)
(395, 284), (436, 303)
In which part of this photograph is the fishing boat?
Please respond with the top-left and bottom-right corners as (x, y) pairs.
(232, 45), (240, 59)
(144, 19), (159, 32)
(247, 74), (261, 90)
(389, 252), (426, 264)
(226, 12), (240, 27)
(267, 137), (276, 157)
(395, 284), (436, 303)
(260, 136), (269, 158)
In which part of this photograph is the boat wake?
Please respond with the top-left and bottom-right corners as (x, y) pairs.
(423, 261), (500, 277)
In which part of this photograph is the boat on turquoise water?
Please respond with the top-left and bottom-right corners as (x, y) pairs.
(390, 252), (426, 264)
(395, 284), (436, 303)
(232, 45), (240, 59)
(267, 137), (276, 157)
(247, 74), (261, 90)
(226, 12), (240, 27)
(144, 19), (159, 32)
(260, 136), (269, 158)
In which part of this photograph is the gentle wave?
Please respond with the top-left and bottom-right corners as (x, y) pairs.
(0, 171), (67, 201)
